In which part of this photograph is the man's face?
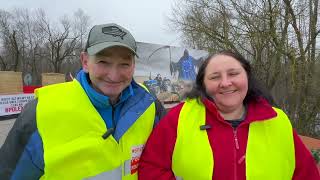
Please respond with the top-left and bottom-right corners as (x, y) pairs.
(81, 46), (135, 103)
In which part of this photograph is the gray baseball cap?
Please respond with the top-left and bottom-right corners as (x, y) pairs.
(86, 23), (138, 56)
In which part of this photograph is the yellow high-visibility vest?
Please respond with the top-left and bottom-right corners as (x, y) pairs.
(35, 80), (155, 180)
(172, 98), (295, 180)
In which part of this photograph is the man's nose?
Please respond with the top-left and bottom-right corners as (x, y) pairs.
(108, 67), (121, 81)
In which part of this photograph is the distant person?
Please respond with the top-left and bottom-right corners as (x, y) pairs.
(161, 77), (171, 92)
(143, 79), (158, 97)
(0, 23), (166, 180)
(154, 74), (162, 87)
(138, 50), (320, 180)
(177, 49), (197, 81)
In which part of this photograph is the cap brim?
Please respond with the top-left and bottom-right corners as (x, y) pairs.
(87, 42), (138, 57)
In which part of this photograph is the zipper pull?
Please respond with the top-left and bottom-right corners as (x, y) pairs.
(238, 155), (246, 164)
(233, 130), (239, 150)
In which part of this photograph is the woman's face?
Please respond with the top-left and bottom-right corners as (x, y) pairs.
(203, 55), (248, 113)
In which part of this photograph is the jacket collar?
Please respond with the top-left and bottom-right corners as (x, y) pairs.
(202, 97), (277, 124)
(76, 69), (134, 109)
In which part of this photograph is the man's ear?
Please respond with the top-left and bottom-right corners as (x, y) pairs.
(80, 52), (89, 73)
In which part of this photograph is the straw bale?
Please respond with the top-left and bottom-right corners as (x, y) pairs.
(0, 71), (23, 94)
(42, 73), (65, 86)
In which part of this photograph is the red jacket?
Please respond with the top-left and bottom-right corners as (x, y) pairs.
(138, 98), (320, 180)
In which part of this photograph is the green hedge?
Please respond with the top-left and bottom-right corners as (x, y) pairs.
(311, 149), (320, 164)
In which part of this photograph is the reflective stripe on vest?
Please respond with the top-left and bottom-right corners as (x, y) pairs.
(84, 159), (141, 179)
(85, 166), (122, 179)
(36, 80), (155, 180)
(172, 98), (295, 180)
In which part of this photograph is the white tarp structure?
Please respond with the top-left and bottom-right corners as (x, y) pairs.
(135, 42), (208, 80)
(134, 42), (208, 102)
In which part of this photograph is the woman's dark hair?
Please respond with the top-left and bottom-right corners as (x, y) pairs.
(186, 50), (274, 104)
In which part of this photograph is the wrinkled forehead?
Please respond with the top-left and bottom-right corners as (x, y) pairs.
(88, 48), (134, 62)
(95, 46), (135, 56)
(89, 51), (135, 65)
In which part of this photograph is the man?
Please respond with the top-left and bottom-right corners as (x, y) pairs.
(0, 23), (166, 180)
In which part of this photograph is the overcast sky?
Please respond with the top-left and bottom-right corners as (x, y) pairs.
(0, 0), (182, 46)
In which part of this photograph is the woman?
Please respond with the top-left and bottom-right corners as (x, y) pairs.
(138, 50), (320, 180)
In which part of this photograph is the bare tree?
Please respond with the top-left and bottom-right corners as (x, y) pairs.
(73, 8), (90, 52)
(0, 8), (90, 84)
(0, 8), (46, 84)
(0, 9), (21, 71)
(170, 0), (320, 137)
(37, 9), (89, 73)
(11, 8), (47, 84)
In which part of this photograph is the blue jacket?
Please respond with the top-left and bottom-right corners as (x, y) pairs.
(0, 70), (166, 180)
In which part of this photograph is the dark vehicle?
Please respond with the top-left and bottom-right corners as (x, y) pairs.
(143, 79), (160, 96)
